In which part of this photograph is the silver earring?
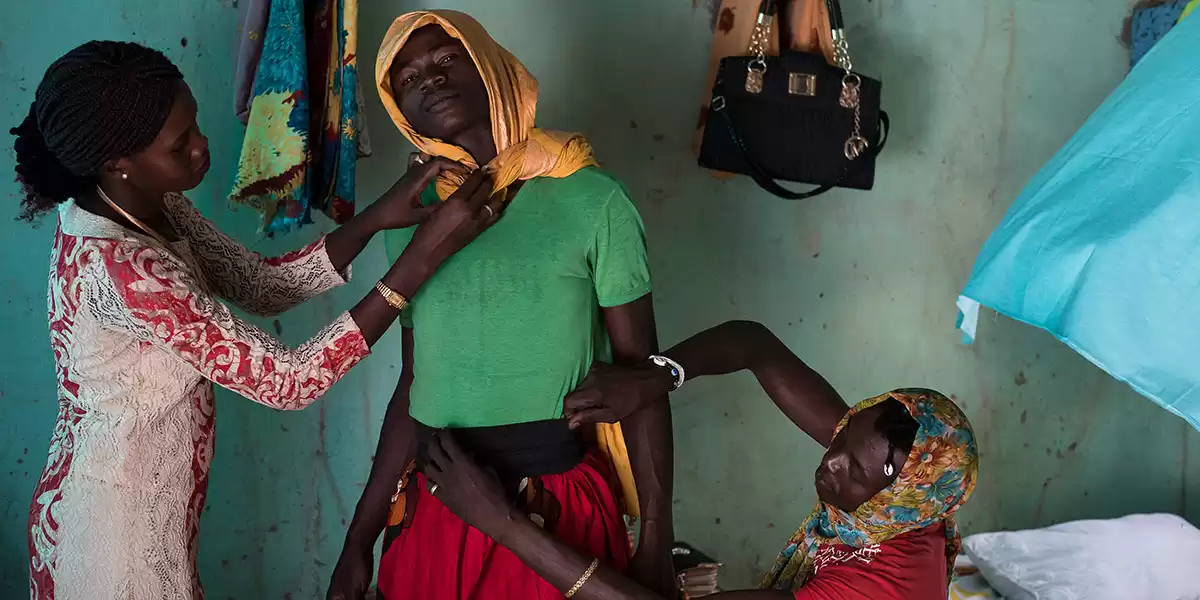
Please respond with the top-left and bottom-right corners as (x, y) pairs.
(121, 173), (128, 180)
(883, 462), (895, 477)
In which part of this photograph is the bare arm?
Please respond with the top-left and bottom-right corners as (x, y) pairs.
(350, 169), (503, 347)
(327, 327), (418, 600)
(657, 320), (846, 446)
(322, 201), (393, 274)
(347, 327), (418, 545)
(172, 157), (467, 317)
(498, 521), (790, 600)
(567, 321), (848, 447)
(322, 157), (452, 272)
(601, 295), (676, 596)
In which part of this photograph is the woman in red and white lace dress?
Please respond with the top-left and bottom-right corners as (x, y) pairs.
(13, 41), (505, 599)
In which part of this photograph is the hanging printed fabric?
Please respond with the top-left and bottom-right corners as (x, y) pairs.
(230, 0), (363, 234)
(1126, 0), (1189, 68)
(233, 0), (270, 124)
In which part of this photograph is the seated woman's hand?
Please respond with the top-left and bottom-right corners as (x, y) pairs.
(422, 431), (516, 539)
(563, 361), (675, 429)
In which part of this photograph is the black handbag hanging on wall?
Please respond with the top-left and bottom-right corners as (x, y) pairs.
(698, 0), (889, 200)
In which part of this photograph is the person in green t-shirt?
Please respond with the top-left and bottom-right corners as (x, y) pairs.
(328, 11), (677, 600)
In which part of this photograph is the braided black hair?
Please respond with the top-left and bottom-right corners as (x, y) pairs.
(875, 398), (918, 475)
(11, 41), (183, 222)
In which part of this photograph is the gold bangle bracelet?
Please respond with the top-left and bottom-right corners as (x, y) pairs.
(565, 558), (599, 598)
(374, 280), (409, 311)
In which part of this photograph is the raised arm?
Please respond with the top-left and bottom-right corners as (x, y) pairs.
(166, 157), (466, 317)
(567, 321), (848, 447)
(93, 240), (366, 410)
(165, 191), (350, 317)
(96, 169), (502, 412)
(602, 295), (676, 596)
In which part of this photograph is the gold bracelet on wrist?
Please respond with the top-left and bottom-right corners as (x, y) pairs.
(565, 558), (599, 598)
(374, 280), (409, 311)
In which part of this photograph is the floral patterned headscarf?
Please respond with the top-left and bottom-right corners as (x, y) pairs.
(761, 389), (979, 591)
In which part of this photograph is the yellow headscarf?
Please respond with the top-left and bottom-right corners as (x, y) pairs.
(376, 11), (641, 518)
(375, 10), (597, 199)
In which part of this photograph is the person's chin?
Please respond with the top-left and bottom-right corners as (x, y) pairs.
(186, 162), (210, 189)
(814, 478), (833, 504)
(181, 174), (205, 191)
(815, 477), (853, 510)
(425, 105), (480, 135)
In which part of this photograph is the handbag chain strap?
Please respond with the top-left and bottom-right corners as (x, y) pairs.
(827, 0), (853, 72)
(744, 0), (867, 160)
(745, 0), (776, 93)
(825, 0), (868, 159)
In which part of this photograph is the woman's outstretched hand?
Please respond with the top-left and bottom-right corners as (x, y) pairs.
(421, 431), (515, 538)
(563, 361), (675, 430)
(369, 152), (474, 231)
(353, 165), (505, 347)
(422, 434), (676, 600)
(389, 166), (505, 292)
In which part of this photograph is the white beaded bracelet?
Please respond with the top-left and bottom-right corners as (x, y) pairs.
(649, 354), (686, 391)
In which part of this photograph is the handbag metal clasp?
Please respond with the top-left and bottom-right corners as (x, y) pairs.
(839, 73), (862, 109)
(788, 73), (817, 96)
(845, 135), (869, 160)
(745, 60), (767, 94)
(744, 11), (772, 94)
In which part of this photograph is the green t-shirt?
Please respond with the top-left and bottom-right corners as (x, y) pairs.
(383, 167), (652, 428)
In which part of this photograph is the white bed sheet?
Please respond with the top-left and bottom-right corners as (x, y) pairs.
(950, 556), (1005, 600)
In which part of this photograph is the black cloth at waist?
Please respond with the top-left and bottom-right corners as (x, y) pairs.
(414, 418), (586, 484)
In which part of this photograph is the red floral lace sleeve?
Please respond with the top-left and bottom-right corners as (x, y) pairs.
(92, 239), (369, 410)
(163, 193), (349, 317)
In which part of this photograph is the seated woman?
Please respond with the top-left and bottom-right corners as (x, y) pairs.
(422, 321), (979, 600)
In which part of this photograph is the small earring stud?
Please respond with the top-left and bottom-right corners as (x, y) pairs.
(121, 173), (128, 180)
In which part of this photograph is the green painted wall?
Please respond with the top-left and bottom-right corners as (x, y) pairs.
(2, 0), (1197, 597)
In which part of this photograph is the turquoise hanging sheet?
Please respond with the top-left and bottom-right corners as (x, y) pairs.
(957, 18), (1200, 429)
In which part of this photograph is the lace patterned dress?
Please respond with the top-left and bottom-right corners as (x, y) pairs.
(27, 194), (371, 599)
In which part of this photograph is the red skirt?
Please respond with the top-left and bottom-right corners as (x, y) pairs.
(377, 451), (630, 599)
